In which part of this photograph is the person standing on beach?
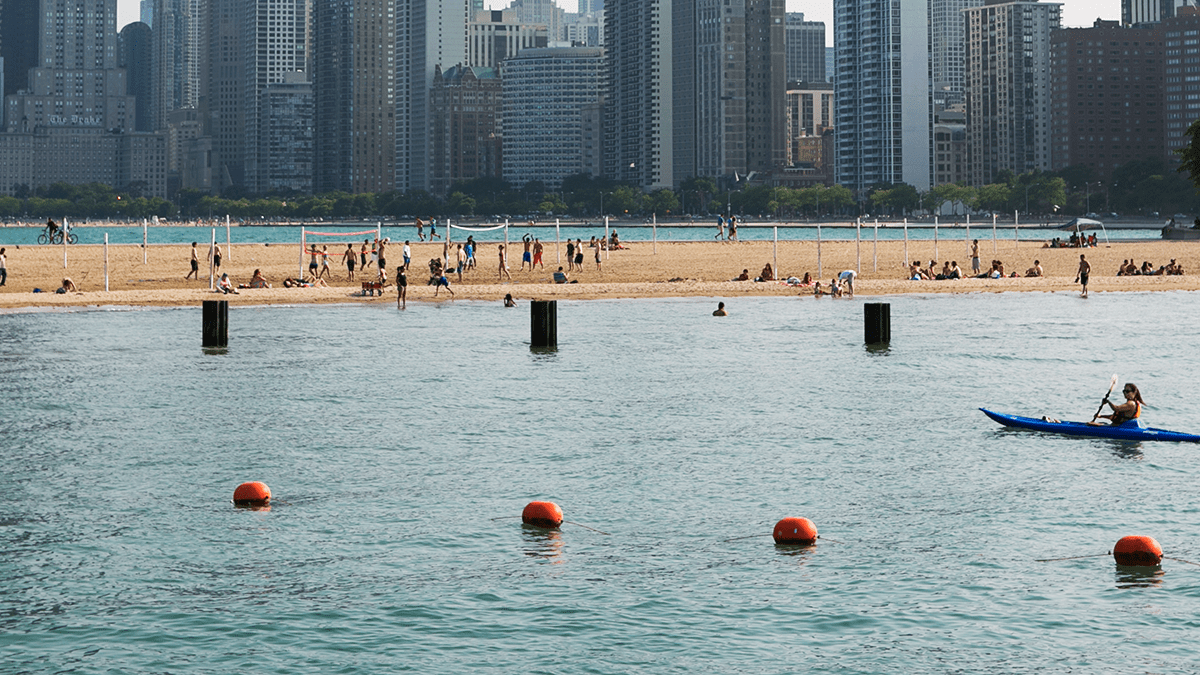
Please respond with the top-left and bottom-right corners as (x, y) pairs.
(971, 239), (981, 276)
(185, 242), (199, 280)
(1076, 254), (1091, 297)
(403, 240), (412, 271)
(533, 239), (544, 269)
(594, 238), (603, 273)
(213, 244), (223, 273)
(574, 239), (584, 270)
(377, 238), (388, 272)
(308, 244), (319, 278)
(838, 269), (857, 296)
(415, 218), (425, 241)
(566, 240), (575, 271)
(361, 240), (372, 270)
(0, 247), (7, 286)
(456, 244), (466, 282)
(521, 234), (533, 271)
(319, 245), (331, 279)
(498, 244), (513, 281)
(344, 243), (356, 281)
(396, 266), (407, 309)
(728, 216), (738, 242)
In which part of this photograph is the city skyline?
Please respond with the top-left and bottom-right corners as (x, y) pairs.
(115, 0), (1125, 45)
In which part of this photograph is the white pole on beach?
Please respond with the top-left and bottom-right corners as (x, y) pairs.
(556, 218), (561, 264)
(377, 221), (382, 245)
(934, 216), (939, 261)
(225, 215), (232, 262)
(299, 228), (305, 282)
(817, 223), (823, 279)
(873, 219), (878, 273)
(903, 219), (909, 267)
(604, 217), (610, 260)
(210, 228), (216, 290)
(1014, 216), (1019, 257)
(505, 220), (510, 253)
(855, 219), (861, 274)
(104, 233), (109, 292)
(992, 213), (998, 254)
(142, 219), (148, 264)
(965, 215), (970, 258)
(773, 225), (778, 275)
(653, 213), (658, 255)
(62, 217), (68, 268)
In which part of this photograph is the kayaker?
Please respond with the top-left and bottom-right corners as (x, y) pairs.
(1098, 383), (1145, 425)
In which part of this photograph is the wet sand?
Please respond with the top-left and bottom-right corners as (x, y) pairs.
(1, 238), (1197, 309)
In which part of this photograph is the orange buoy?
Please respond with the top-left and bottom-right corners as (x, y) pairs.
(522, 501), (563, 528)
(1113, 535), (1163, 566)
(233, 481), (271, 507)
(773, 517), (818, 545)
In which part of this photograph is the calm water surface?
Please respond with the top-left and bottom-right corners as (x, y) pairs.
(2, 292), (1200, 673)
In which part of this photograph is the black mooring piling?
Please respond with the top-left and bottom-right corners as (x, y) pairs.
(864, 302), (890, 345)
(202, 300), (229, 347)
(531, 300), (557, 349)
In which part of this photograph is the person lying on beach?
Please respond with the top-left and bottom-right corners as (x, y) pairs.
(1025, 260), (1043, 277)
(732, 269), (750, 281)
(57, 277), (77, 294)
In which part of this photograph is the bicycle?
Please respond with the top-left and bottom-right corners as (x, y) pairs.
(37, 227), (77, 245)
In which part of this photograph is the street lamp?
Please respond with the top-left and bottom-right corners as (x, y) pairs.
(599, 191), (613, 218)
(1024, 184), (1032, 215)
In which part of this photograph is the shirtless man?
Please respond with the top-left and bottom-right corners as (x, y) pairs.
(532, 239), (544, 269)
(521, 234), (533, 271)
(1076, 253), (1091, 297)
(186, 242), (200, 280)
(713, 302), (728, 316)
(1025, 260), (1043, 277)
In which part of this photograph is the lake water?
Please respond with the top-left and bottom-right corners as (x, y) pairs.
(3, 292), (1200, 673)
(0, 222), (1161, 246)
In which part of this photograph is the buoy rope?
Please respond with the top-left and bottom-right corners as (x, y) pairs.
(816, 535), (843, 544)
(563, 520), (610, 535)
(490, 516), (523, 521)
(723, 534), (774, 542)
(1164, 556), (1200, 567)
(1035, 552), (1111, 562)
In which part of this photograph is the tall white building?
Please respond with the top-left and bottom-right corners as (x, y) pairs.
(833, 0), (930, 193)
(964, 0), (1060, 185)
(502, 47), (604, 189)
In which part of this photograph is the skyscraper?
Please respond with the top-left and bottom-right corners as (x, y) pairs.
(502, 0), (565, 41)
(964, 0), (1060, 186)
(930, 0), (982, 110)
(1123, 0), (1195, 25)
(785, 13), (825, 84)
(428, 64), (501, 195)
(398, 1), (469, 192)
(1, 0), (39, 99)
(150, 0), (205, 131)
(502, 47), (604, 189)
(468, 10), (549, 69)
(834, 0), (931, 193)
(119, 21), (153, 133)
(604, 0), (673, 189)
(314, 0), (397, 194)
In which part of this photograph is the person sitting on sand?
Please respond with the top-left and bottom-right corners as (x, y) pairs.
(733, 269), (750, 281)
(812, 280), (827, 296)
(713, 301), (727, 316)
(948, 261), (963, 279)
(829, 278), (843, 298)
(57, 277), (77, 294)
(800, 272), (813, 286)
(554, 267), (569, 284)
(248, 269), (271, 288)
(1025, 260), (1043, 277)
(610, 231), (624, 250)
(757, 263), (774, 282)
(218, 273), (238, 294)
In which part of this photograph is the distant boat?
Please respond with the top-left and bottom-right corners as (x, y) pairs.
(1161, 224), (1200, 240)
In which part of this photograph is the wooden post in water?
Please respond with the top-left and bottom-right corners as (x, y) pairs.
(202, 300), (229, 347)
(865, 303), (891, 345)
(531, 300), (557, 350)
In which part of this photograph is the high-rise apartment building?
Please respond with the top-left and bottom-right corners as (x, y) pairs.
(1, 0), (38, 99)
(260, 73), (313, 193)
(0, 0), (166, 196)
(150, 0), (205, 132)
(964, 0), (1060, 186)
(428, 64), (502, 196)
(930, 0), (982, 109)
(1161, 7), (1200, 165)
(502, 0), (565, 41)
(564, 11), (603, 46)
(785, 13), (825, 84)
(1123, 0), (1196, 25)
(399, 1), (469, 192)
(313, 0), (397, 194)
(604, 0), (672, 189)
(206, 0), (307, 192)
(502, 47), (603, 189)
(1050, 20), (1163, 178)
(834, 0), (931, 193)
(119, 22), (153, 133)
(468, 10), (549, 69)
(673, 0), (786, 184)
(786, 81), (834, 170)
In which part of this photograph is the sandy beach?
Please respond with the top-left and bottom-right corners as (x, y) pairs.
(1, 236), (1198, 309)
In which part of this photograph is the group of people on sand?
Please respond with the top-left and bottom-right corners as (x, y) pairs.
(1117, 259), (1185, 276)
(1046, 233), (1099, 248)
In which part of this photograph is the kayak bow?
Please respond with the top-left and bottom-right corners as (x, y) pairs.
(980, 408), (1200, 443)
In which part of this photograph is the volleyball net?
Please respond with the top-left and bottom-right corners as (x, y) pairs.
(298, 226), (380, 280)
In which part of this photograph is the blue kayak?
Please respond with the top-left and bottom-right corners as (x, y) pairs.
(980, 408), (1200, 443)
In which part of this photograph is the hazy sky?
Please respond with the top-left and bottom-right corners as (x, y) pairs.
(116, 0), (1124, 47)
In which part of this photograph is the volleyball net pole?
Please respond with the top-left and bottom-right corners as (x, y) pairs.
(226, 215), (232, 263)
(556, 219), (561, 264)
(209, 228), (216, 290)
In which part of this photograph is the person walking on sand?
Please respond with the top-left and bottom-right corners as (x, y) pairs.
(212, 244), (223, 273)
(319, 245), (331, 279)
(307, 244), (319, 278)
(715, 216), (725, 240)
(728, 216), (738, 242)
(498, 244), (513, 281)
(434, 268), (454, 297)
(415, 218), (425, 241)
(185, 242), (200, 280)
(344, 243), (356, 281)
(396, 266), (408, 309)
(1076, 253), (1091, 297)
